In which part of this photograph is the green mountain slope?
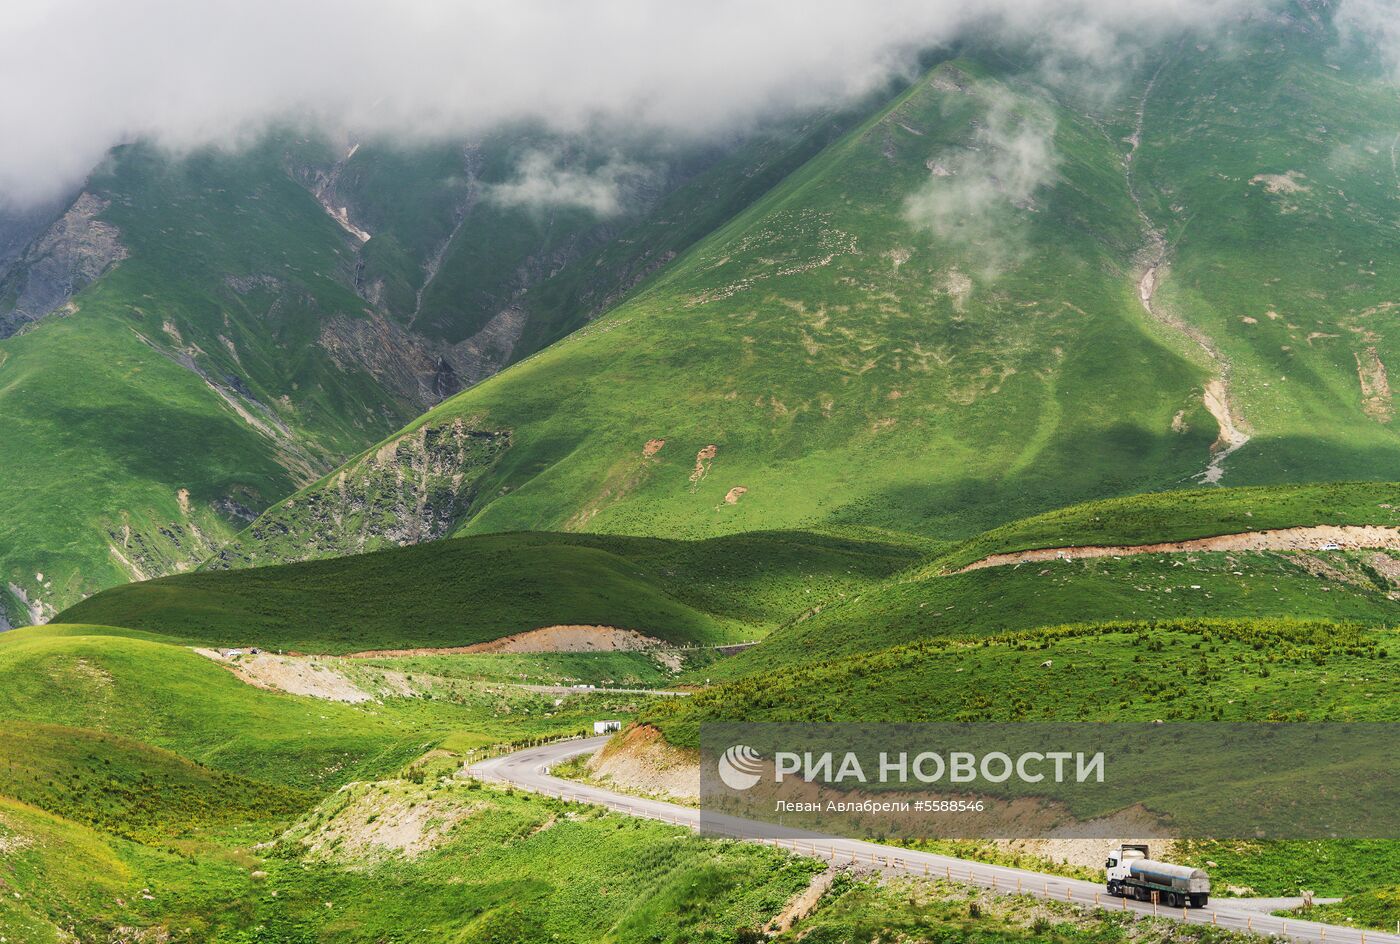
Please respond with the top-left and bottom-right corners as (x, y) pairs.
(0, 142), (412, 625)
(224, 13), (1400, 576)
(1, 115), (866, 621)
(0, 626), (428, 787)
(643, 613), (1400, 903)
(1131, 19), (1400, 484)
(220, 56), (1211, 567)
(299, 110), (876, 379)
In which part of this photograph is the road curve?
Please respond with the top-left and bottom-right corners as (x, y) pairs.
(470, 737), (1398, 944)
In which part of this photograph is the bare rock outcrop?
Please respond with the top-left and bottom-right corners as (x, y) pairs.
(208, 418), (510, 569)
(318, 311), (464, 409)
(0, 193), (127, 337)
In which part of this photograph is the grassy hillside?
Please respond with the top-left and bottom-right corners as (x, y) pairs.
(650, 618), (1398, 746)
(223, 14), (1400, 576)
(643, 614), (1400, 903)
(0, 624), (842, 943)
(1, 117), (870, 621)
(59, 529), (920, 653)
(729, 546), (1400, 675)
(0, 780), (820, 944)
(220, 53), (1219, 568)
(926, 481), (1400, 572)
(0, 721), (309, 843)
(318, 107), (878, 357)
(1295, 885), (1400, 931)
(0, 625), (645, 787)
(68, 482), (1400, 670)
(0, 796), (152, 944)
(1133, 16), (1400, 486)
(0, 626), (430, 788)
(0, 141), (426, 623)
(712, 482), (1400, 673)
(768, 874), (1283, 943)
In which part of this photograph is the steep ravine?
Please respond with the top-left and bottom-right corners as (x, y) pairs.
(1125, 68), (1250, 484)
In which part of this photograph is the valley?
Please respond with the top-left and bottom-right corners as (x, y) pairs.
(3, 2), (1400, 941)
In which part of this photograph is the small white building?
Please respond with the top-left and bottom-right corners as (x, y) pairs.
(593, 720), (622, 734)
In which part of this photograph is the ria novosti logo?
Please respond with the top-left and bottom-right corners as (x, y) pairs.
(714, 744), (1108, 793)
(717, 744), (764, 791)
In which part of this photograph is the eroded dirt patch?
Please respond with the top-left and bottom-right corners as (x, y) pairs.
(1250, 171), (1309, 194)
(1356, 347), (1392, 422)
(196, 649), (374, 702)
(1003, 811), (1177, 872)
(768, 870), (835, 934)
(1125, 70), (1250, 483)
(584, 724), (700, 802)
(1366, 551), (1400, 590)
(957, 524), (1400, 573)
(689, 444), (718, 491)
(1200, 379), (1251, 484)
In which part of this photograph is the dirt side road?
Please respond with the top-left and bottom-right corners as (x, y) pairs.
(957, 524), (1400, 573)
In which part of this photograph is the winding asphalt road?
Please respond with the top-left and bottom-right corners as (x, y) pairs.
(470, 737), (1398, 944)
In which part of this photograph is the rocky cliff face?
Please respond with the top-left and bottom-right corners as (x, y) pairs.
(103, 505), (222, 584)
(0, 194), (72, 273)
(208, 418), (510, 569)
(317, 312), (464, 410)
(0, 193), (127, 337)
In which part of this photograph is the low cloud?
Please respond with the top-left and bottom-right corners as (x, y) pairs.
(1335, 0), (1400, 79)
(904, 89), (1058, 275)
(485, 151), (652, 216)
(0, 0), (1293, 207)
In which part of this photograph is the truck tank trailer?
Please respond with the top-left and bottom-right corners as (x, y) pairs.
(1106, 844), (1210, 908)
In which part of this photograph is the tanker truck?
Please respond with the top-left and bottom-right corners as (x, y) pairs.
(1105, 844), (1210, 908)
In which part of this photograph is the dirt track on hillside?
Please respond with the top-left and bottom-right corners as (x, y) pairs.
(196, 648), (377, 702)
(956, 524), (1400, 573)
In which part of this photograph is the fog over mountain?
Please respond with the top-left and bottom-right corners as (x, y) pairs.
(0, 0), (1301, 207)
